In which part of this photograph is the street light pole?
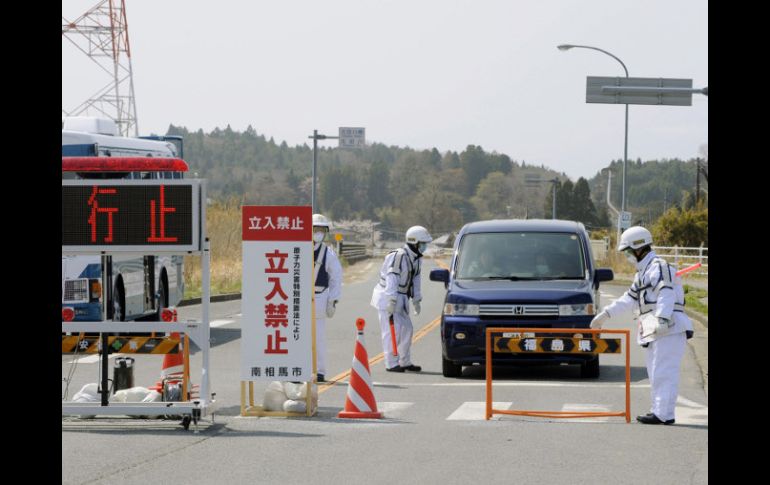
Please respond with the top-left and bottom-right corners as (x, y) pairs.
(558, 44), (629, 242)
(308, 130), (339, 213)
(312, 129), (319, 213)
(549, 178), (558, 219)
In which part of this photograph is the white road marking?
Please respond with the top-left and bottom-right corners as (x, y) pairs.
(210, 319), (235, 328)
(371, 381), (650, 389)
(67, 353), (125, 364)
(560, 403), (612, 423)
(675, 396), (708, 426)
(447, 401), (511, 420)
(377, 402), (413, 419)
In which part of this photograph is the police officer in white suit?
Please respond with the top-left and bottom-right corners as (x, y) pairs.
(312, 214), (343, 383)
(591, 226), (694, 425)
(370, 225), (432, 372)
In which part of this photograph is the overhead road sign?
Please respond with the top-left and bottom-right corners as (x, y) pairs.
(586, 76), (702, 106)
(338, 127), (365, 148)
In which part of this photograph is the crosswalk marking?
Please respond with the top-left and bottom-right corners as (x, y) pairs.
(560, 403), (612, 423)
(372, 381), (650, 389)
(67, 353), (125, 364)
(211, 319), (235, 328)
(675, 396), (708, 426)
(377, 402), (413, 419)
(446, 401), (512, 421)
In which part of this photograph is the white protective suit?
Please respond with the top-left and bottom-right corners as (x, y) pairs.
(601, 250), (694, 422)
(313, 241), (342, 377)
(370, 244), (422, 369)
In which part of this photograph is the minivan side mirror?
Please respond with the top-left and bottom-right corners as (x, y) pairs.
(595, 268), (614, 283)
(430, 269), (450, 287)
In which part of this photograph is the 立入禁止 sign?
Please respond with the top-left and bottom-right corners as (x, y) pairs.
(241, 206), (313, 381)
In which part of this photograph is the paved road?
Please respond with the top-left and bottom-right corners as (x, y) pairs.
(62, 258), (708, 485)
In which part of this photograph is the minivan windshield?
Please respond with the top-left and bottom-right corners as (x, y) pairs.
(455, 232), (587, 280)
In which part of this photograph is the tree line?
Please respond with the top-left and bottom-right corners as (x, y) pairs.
(162, 124), (705, 244)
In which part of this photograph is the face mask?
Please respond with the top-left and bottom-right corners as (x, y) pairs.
(624, 249), (637, 264)
(418, 242), (427, 253)
(314, 232), (325, 243)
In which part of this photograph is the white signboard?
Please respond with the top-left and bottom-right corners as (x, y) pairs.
(620, 211), (632, 230)
(339, 127), (365, 148)
(241, 206), (314, 381)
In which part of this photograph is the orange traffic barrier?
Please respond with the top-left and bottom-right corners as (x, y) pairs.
(676, 262), (702, 277)
(485, 327), (631, 423)
(338, 318), (383, 419)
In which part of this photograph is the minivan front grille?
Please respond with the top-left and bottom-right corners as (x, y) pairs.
(479, 304), (559, 317)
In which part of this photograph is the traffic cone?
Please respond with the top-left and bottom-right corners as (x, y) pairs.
(149, 308), (186, 394)
(338, 318), (382, 419)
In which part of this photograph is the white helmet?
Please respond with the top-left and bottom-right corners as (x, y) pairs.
(618, 226), (653, 251)
(406, 225), (432, 244)
(312, 213), (332, 230)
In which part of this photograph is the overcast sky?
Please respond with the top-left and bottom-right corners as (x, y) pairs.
(62, 0), (708, 181)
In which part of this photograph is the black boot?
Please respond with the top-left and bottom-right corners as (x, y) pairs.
(386, 365), (405, 372)
(636, 414), (674, 425)
(403, 364), (422, 372)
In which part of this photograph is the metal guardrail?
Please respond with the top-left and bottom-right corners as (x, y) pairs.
(652, 245), (708, 276)
(338, 242), (369, 263)
(590, 240), (708, 277)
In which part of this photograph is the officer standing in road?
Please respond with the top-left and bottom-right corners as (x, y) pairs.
(370, 225), (432, 372)
(590, 226), (694, 425)
(312, 214), (343, 383)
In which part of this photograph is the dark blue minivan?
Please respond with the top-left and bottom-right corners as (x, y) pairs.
(430, 219), (614, 378)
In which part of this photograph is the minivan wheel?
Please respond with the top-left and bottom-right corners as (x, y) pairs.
(580, 355), (600, 378)
(442, 356), (462, 378)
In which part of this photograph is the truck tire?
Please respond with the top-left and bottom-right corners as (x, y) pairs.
(442, 356), (462, 378)
(112, 282), (125, 322)
(580, 355), (600, 378)
(156, 279), (168, 322)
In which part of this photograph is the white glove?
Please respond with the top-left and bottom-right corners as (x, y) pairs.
(325, 299), (337, 318)
(655, 316), (673, 336)
(590, 311), (609, 329)
(413, 299), (421, 316)
(386, 298), (396, 315)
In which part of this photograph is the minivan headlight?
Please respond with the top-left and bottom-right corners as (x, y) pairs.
(559, 303), (595, 316)
(444, 303), (480, 316)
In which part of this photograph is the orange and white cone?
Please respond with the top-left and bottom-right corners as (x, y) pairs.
(338, 318), (382, 419)
(149, 308), (186, 393)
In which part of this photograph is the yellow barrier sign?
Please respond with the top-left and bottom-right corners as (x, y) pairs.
(494, 336), (621, 354)
(62, 335), (181, 354)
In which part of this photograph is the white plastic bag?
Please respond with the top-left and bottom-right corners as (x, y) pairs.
(111, 386), (158, 403)
(263, 381), (288, 411)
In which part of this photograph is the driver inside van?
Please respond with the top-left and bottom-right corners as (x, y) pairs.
(467, 246), (503, 277)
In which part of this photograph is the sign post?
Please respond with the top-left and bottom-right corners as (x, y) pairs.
(240, 206), (316, 416)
